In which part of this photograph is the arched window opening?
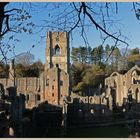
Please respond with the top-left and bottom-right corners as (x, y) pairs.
(56, 64), (59, 68)
(90, 98), (92, 103)
(37, 94), (40, 101)
(26, 94), (29, 102)
(133, 78), (137, 84)
(55, 44), (60, 56)
(46, 79), (49, 86)
(60, 80), (63, 86)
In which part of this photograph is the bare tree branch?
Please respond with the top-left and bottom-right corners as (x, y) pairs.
(4, 8), (21, 13)
(81, 2), (128, 46)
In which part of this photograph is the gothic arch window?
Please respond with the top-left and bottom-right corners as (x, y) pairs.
(133, 78), (136, 84)
(46, 78), (49, 86)
(55, 44), (60, 56)
(90, 98), (93, 103)
(56, 63), (59, 68)
(36, 94), (40, 101)
(26, 94), (29, 102)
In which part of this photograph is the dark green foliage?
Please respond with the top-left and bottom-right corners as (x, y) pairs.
(0, 3), (34, 62)
(67, 126), (129, 138)
(15, 60), (44, 77)
(15, 52), (35, 67)
(71, 46), (92, 64)
(71, 45), (140, 96)
(129, 48), (140, 55)
(91, 45), (104, 64)
(0, 61), (9, 78)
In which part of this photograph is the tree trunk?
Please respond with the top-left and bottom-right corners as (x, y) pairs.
(0, 2), (9, 37)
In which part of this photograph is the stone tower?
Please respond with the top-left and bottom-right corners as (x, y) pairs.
(45, 31), (70, 73)
(43, 31), (70, 106)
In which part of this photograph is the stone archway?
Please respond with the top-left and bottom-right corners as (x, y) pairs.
(54, 44), (60, 56)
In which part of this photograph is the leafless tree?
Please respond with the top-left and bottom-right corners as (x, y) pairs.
(34, 3), (128, 45)
(32, 2), (140, 61)
(15, 52), (34, 67)
(1, 2), (140, 63)
(0, 2), (34, 63)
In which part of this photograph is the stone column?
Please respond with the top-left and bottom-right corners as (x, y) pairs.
(8, 59), (16, 87)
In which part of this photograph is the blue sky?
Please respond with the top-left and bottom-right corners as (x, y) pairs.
(4, 2), (140, 63)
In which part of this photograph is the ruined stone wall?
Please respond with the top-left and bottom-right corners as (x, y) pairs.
(16, 77), (40, 93)
(0, 77), (41, 109)
(16, 77), (40, 108)
(0, 78), (8, 87)
(0, 31), (70, 109)
(44, 68), (59, 105)
(105, 72), (124, 106)
(44, 67), (69, 106)
(123, 66), (140, 102)
(70, 92), (111, 114)
(105, 65), (140, 107)
(59, 70), (69, 104)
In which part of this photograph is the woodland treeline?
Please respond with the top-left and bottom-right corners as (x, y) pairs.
(0, 52), (44, 78)
(0, 45), (140, 96)
(71, 45), (140, 95)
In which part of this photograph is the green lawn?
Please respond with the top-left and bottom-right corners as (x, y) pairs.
(66, 125), (130, 138)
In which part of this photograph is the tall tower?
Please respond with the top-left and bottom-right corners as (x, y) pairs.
(44, 31), (70, 106)
(45, 31), (70, 73)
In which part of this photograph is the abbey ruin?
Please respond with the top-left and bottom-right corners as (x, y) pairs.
(1, 31), (140, 137)
(0, 31), (140, 114)
(0, 32), (70, 109)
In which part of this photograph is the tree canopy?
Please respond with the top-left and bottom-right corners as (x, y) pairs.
(1, 2), (140, 62)
(71, 46), (140, 96)
(1, 2), (140, 96)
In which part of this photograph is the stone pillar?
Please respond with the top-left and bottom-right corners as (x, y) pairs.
(109, 94), (113, 110)
(9, 127), (14, 137)
(8, 59), (16, 87)
(62, 97), (67, 136)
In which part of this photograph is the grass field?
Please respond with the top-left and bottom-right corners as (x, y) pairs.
(66, 125), (130, 138)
